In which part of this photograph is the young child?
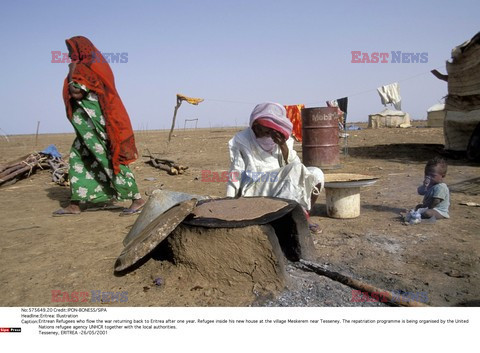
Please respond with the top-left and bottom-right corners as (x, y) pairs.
(415, 157), (450, 219)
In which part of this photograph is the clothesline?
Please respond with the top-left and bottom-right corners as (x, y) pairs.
(200, 63), (446, 107)
(306, 63), (446, 105)
(202, 98), (254, 105)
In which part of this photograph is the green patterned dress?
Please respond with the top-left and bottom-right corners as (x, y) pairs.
(67, 82), (141, 203)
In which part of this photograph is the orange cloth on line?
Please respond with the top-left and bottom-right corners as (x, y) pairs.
(63, 36), (138, 175)
(284, 104), (305, 142)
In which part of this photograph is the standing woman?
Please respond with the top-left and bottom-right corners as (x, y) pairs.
(54, 36), (145, 215)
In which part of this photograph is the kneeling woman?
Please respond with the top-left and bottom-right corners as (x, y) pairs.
(226, 102), (323, 227)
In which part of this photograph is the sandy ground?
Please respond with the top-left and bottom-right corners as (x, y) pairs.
(0, 124), (479, 307)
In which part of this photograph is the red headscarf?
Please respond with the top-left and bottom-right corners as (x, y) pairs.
(62, 36), (138, 175)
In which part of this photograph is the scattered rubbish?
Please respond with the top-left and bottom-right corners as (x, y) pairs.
(459, 201), (480, 207)
(389, 271), (403, 276)
(404, 208), (436, 225)
(144, 183), (165, 196)
(153, 277), (164, 286)
(347, 125), (361, 131)
(144, 177), (157, 181)
(405, 209), (422, 224)
(445, 270), (468, 278)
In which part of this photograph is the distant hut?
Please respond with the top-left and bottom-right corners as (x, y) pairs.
(427, 103), (446, 128)
(368, 109), (411, 128)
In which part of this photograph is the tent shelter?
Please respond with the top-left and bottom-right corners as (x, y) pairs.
(368, 109), (411, 128)
(433, 32), (480, 152)
(427, 103), (446, 127)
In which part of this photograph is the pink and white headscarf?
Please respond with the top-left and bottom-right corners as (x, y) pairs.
(249, 102), (293, 140)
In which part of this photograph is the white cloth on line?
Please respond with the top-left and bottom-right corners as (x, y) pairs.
(377, 82), (402, 110)
(326, 99), (339, 107)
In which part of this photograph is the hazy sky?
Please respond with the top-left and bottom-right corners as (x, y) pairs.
(0, 0), (478, 135)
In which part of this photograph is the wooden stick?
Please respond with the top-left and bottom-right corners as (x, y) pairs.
(0, 153), (45, 185)
(168, 100), (182, 142)
(155, 158), (176, 165)
(171, 163), (188, 171)
(0, 163), (27, 178)
(0, 154), (32, 173)
(431, 69), (448, 82)
(149, 159), (174, 174)
(0, 165), (34, 184)
(0, 128), (9, 142)
(297, 259), (429, 307)
(35, 121), (40, 147)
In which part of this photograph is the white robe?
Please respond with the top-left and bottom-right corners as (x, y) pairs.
(226, 128), (323, 210)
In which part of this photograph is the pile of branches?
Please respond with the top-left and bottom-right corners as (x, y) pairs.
(46, 156), (69, 186)
(0, 152), (69, 188)
(144, 151), (188, 175)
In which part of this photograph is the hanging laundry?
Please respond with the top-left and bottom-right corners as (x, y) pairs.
(377, 82), (402, 110)
(284, 104), (305, 142)
(326, 97), (348, 126)
(336, 97), (348, 116)
(326, 99), (339, 108)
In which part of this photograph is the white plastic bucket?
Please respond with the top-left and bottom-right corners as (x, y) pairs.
(325, 187), (361, 218)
